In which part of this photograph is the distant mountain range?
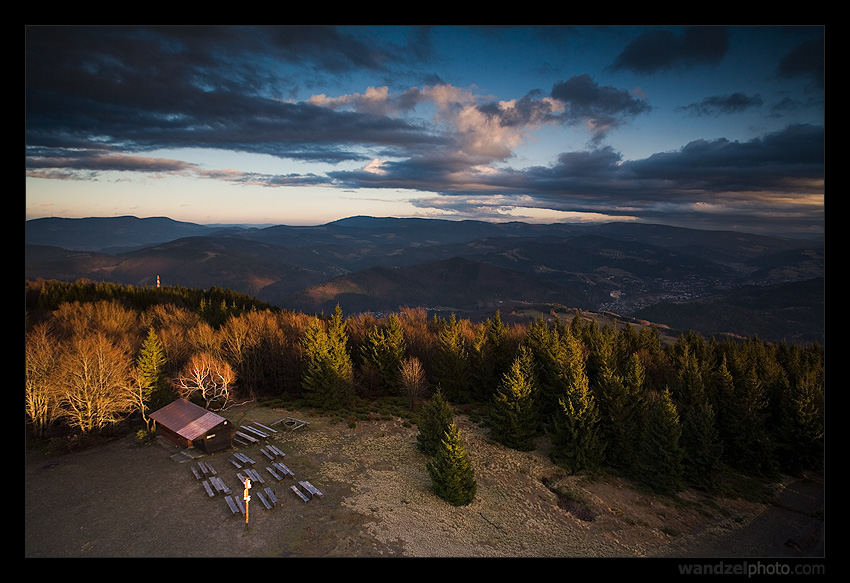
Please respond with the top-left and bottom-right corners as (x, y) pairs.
(25, 215), (824, 344)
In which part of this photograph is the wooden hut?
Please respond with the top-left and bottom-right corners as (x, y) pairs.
(150, 399), (234, 453)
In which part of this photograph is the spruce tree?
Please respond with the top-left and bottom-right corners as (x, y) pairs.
(548, 331), (604, 473)
(427, 423), (477, 506)
(488, 346), (539, 451)
(776, 366), (824, 474)
(135, 326), (170, 429)
(416, 388), (455, 456)
(301, 307), (354, 409)
(635, 389), (684, 494)
(433, 314), (471, 402)
(360, 313), (406, 395)
(674, 351), (723, 491)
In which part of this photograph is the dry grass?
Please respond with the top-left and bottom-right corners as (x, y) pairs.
(25, 402), (823, 558)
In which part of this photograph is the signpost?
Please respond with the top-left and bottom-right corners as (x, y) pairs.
(243, 477), (252, 531)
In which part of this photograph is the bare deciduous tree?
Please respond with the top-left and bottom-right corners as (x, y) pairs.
(400, 356), (428, 408)
(25, 322), (61, 438)
(173, 352), (237, 410)
(55, 332), (137, 433)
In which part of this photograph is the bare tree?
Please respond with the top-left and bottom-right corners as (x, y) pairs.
(400, 356), (428, 408)
(25, 322), (60, 438)
(54, 332), (137, 433)
(173, 352), (237, 410)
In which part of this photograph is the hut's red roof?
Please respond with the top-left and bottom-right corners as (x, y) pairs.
(150, 399), (228, 441)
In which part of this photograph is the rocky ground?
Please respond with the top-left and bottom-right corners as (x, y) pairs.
(25, 402), (824, 560)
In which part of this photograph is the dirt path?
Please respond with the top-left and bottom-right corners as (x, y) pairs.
(25, 403), (824, 559)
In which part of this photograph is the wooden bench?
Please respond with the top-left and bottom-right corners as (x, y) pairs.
(211, 476), (232, 494)
(234, 495), (246, 515)
(224, 495), (240, 515)
(202, 480), (215, 497)
(267, 445), (286, 457)
(264, 487), (279, 506)
(291, 485), (310, 502)
(191, 466), (202, 480)
(228, 456), (243, 469)
(254, 422), (278, 434)
(266, 466), (283, 482)
(242, 425), (268, 439)
(246, 468), (265, 484)
(256, 490), (272, 510)
(235, 431), (259, 444)
(235, 453), (255, 465)
(261, 447), (275, 461)
(274, 462), (295, 478)
(298, 481), (323, 500)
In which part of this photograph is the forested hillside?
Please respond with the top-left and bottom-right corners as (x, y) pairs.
(25, 279), (823, 494)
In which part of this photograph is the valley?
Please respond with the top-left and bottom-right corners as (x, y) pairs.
(25, 215), (824, 344)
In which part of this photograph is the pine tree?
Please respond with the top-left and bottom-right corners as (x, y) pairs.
(427, 423), (477, 506)
(634, 388), (684, 494)
(548, 331), (604, 473)
(416, 388), (455, 456)
(488, 346), (539, 451)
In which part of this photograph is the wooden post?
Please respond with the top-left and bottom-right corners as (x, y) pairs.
(243, 477), (252, 531)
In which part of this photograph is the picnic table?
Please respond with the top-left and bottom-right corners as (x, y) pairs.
(290, 485), (310, 502)
(256, 490), (273, 510)
(235, 430), (259, 444)
(224, 495), (241, 515)
(273, 462), (295, 478)
(234, 453), (255, 465)
(264, 487), (279, 505)
(298, 481), (324, 500)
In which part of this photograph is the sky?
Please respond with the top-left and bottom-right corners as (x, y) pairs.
(25, 25), (825, 236)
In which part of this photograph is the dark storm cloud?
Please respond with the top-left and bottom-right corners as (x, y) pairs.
(25, 25), (441, 166)
(331, 123), (823, 233)
(549, 75), (651, 139)
(608, 26), (730, 74)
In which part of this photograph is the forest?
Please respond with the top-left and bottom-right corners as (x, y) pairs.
(25, 278), (824, 496)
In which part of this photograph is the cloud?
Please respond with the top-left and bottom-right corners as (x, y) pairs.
(776, 37), (825, 89)
(675, 92), (764, 117)
(608, 26), (731, 74)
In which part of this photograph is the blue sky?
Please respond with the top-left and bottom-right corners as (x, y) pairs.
(25, 26), (824, 235)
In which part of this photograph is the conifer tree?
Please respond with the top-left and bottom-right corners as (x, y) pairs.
(427, 423), (477, 506)
(135, 326), (171, 429)
(433, 314), (471, 402)
(674, 351), (723, 491)
(634, 388), (684, 494)
(524, 318), (567, 419)
(416, 388), (455, 456)
(301, 306), (354, 409)
(488, 346), (539, 451)
(776, 366), (824, 474)
(360, 313), (406, 395)
(548, 331), (604, 473)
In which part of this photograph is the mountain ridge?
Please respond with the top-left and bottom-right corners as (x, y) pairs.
(25, 215), (824, 343)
